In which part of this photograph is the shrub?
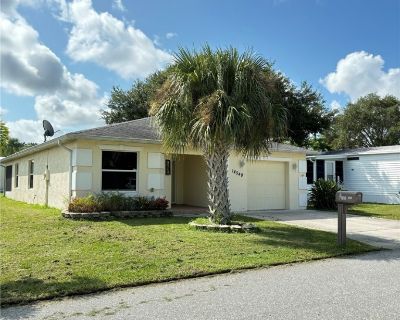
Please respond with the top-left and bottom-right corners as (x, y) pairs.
(134, 196), (152, 210)
(150, 197), (169, 210)
(68, 195), (101, 213)
(309, 179), (341, 210)
(96, 192), (128, 211)
(68, 193), (169, 212)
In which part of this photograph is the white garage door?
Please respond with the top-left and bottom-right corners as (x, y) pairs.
(247, 161), (286, 210)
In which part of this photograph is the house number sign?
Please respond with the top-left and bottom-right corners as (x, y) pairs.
(232, 169), (244, 178)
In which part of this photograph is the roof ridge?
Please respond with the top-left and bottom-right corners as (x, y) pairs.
(71, 117), (153, 135)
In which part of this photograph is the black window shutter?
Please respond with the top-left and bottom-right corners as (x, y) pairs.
(5, 165), (12, 191)
(316, 160), (325, 180)
(306, 160), (314, 184)
(335, 161), (344, 183)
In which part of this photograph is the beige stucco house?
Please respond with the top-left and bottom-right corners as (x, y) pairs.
(1, 118), (309, 211)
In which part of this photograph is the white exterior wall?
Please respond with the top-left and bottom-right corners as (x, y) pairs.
(73, 140), (171, 203)
(3, 145), (71, 208)
(342, 153), (400, 204)
(228, 152), (307, 211)
(2, 139), (307, 211)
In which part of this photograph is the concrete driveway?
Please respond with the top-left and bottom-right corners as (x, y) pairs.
(245, 209), (400, 249)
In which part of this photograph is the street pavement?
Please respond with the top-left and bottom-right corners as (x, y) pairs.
(1, 249), (399, 320)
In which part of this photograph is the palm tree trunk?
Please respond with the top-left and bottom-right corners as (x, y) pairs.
(203, 143), (231, 224)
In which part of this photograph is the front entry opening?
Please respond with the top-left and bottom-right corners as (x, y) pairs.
(171, 154), (208, 208)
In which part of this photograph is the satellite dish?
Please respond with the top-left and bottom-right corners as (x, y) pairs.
(43, 120), (55, 142)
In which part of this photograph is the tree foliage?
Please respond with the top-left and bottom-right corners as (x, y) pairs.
(150, 46), (287, 223)
(102, 71), (168, 124)
(0, 121), (9, 149)
(329, 94), (400, 148)
(274, 76), (334, 147)
(0, 122), (36, 156)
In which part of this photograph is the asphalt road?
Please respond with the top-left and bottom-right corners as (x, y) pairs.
(2, 249), (399, 320)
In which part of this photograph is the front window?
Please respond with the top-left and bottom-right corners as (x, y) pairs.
(101, 151), (137, 191)
(28, 160), (34, 189)
(14, 163), (19, 188)
(325, 161), (334, 181)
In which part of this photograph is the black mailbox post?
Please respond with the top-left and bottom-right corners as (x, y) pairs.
(335, 191), (363, 246)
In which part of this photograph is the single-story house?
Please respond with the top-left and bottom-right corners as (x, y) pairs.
(1, 117), (309, 211)
(306, 145), (400, 204)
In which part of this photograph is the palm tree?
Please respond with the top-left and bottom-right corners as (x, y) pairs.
(150, 46), (286, 224)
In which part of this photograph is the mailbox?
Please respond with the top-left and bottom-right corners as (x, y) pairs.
(335, 191), (363, 205)
(335, 191), (363, 246)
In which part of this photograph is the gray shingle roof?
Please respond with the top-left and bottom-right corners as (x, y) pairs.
(1, 117), (307, 162)
(70, 117), (161, 141)
(70, 118), (307, 152)
(268, 142), (308, 153)
(309, 145), (400, 157)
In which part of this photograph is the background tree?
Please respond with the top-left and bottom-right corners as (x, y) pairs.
(329, 94), (400, 148)
(102, 71), (168, 124)
(274, 76), (334, 148)
(0, 122), (36, 156)
(0, 121), (9, 151)
(151, 46), (286, 224)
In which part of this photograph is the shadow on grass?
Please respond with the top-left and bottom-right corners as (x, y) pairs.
(250, 223), (386, 257)
(1, 276), (106, 313)
(71, 216), (191, 227)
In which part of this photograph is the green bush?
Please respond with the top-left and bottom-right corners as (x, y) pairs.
(96, 192), (129, 211)
(309, 179), (341, 210)
(68, 195), (101, 213)
(68, 193), (169, 212)
(150, 197), (169, 210)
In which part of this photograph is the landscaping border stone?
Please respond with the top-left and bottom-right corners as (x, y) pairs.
(62, 210), (173, 220)
(188, 221), (259, 233)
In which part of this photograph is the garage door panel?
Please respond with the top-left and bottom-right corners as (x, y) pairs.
(247, 161), (286, 210)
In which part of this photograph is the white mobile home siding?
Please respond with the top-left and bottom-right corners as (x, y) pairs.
(343, 153), (400, 204)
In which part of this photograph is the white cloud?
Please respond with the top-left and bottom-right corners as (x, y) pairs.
(58, 0), (172, 79)
(6, 119), (44, 143)
(330, 100), (342, 111)
(166, 32), (177, 39)
(112, 0), (125, 12)
(321, 51), (400, 101)
(0, 107), (8, 117)
(0, 3), (105, 142)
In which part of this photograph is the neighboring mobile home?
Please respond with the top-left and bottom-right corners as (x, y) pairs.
(1, 118), (309, 211)
(306, 145), (400, 204)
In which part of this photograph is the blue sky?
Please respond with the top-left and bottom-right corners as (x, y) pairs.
(1, 0), (399, 142)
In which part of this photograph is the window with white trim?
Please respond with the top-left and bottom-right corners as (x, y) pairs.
(28, 160), (34, 189)
(14, 163), (19, 188)
(101, 151), (137, 191)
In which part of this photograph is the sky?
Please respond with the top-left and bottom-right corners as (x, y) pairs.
(1, 0), (399, 143)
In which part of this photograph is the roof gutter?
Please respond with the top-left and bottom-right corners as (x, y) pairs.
(0, 135), (76, 163)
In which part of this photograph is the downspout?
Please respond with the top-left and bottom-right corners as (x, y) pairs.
(58, 140), (73, 203)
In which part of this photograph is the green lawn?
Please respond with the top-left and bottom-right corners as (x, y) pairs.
(1, 197), (375, 305)
(349, 203), (400, 220)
